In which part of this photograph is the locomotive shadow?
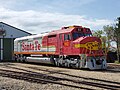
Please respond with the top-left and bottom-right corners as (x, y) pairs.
(1, 63), (120, 90)
(25, 62), (120, 73)
(95, 69), (120, 73)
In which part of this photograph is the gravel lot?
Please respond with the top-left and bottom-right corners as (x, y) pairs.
(0, 62), (119, 90)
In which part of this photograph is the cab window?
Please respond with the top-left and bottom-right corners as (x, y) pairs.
(64, 34), (71, 41)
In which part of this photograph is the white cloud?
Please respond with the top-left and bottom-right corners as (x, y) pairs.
(0, 7), (112, 34)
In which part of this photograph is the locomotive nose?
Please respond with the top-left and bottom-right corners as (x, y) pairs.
(74, 36), (102, 51)
(80, 37), (102, 50)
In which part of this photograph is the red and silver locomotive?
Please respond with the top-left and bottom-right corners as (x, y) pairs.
(14, 25), (107, 70)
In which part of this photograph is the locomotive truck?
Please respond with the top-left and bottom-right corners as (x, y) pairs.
(14, 25), (107, 70)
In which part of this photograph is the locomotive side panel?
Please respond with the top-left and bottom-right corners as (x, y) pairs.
(14, 37), (42, 54)
(14, 33), (57, 55)
(47, 35), (57, 54)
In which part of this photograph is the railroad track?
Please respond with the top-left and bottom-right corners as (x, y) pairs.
(0, 66), (120, 90)
(0, 68), (92, 89)
(107, 63), (120, 69)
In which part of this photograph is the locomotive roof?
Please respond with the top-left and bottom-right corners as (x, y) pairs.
(14, 32), (48, 41)
(48, 28), (74, 35)
(15, 26), (89, 41)
(47, 25), (87, 35)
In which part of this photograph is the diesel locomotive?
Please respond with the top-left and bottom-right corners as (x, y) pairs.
(14, 25), (107, 70)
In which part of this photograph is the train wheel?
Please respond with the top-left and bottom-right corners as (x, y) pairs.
(64, 62), (67, 67)
(54, 59), (57, 66)
(20, 55), (24, 62)
(22, 56), (26, 63)
(77, 59), (81, 68)
(55, 59), (60, 66)
(16, 55), (21, 62)
(14, 55), (18, 62)
(64, 60), (70, 67)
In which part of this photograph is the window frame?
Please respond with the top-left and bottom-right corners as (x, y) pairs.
(64, 33), (71, 41)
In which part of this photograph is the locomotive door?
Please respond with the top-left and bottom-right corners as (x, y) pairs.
(59, 34), (63, 55)
(63, 33), (71, 54)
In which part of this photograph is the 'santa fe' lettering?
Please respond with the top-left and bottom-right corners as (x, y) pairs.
(22, 40), (41, 51)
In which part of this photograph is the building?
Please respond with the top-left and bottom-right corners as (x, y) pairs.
(0, 22), (32, 61)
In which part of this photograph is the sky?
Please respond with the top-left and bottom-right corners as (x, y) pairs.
(0, 0), (119, 34)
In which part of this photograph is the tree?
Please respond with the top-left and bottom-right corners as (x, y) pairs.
(103, 25), (115, 47)
(102, 25), (116, 54)
(93, 26), (116, 54)
(101, 36), (107, 53)
(93, 30), (107, 53)
(93, 17), (120, 62)
(92, 30), (103, 38)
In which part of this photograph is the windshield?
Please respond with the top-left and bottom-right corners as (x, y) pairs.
(72, 32), (92, 40)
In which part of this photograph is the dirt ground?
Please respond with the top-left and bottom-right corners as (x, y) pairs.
(0, 62), (119, 90)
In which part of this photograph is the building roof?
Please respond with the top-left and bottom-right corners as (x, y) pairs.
(0, 22), (32, 35)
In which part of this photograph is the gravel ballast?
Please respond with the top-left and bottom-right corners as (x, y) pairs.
(0, 62), (119, 90)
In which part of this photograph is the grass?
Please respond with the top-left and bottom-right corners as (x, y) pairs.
(114, 60), (120, 64)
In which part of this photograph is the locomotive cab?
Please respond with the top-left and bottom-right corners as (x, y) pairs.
(72, 27), (92, 40)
